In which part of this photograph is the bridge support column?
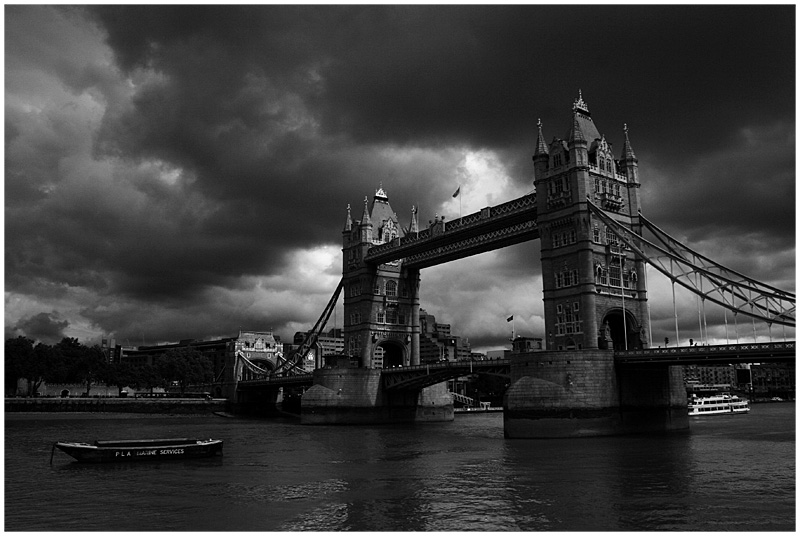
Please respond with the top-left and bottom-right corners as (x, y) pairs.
(503, 349), (688, 438)
(300, 367), (453, 424)
(410, 269), (420, 366)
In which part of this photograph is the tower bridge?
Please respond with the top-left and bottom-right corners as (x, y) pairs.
(232, 92), (795, 437)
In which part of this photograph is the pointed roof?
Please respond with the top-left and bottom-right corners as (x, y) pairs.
(621, 123), (637, 161)
(343, 203), (352, 232)
(410, 205), (418, 234)
(360, 196), (371, 226)
(533, 118), (549, 157)
(370, 186), (398, 234)
(567, 112), (586, 145)
(566, 90), (601, 144)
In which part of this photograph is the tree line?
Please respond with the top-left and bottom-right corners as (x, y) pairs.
(5, 336), (214, 397)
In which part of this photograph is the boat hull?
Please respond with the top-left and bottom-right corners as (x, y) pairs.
(54, 438), (223, 463)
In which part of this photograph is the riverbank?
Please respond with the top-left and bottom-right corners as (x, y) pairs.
(5, 397), (228, 414)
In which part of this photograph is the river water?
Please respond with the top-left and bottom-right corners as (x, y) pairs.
(5, 403), (795, 531)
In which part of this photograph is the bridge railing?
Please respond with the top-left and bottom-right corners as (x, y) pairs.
(381, 358), (511, 375)
(615, 341), (795, 365)
(615, 341), (794, 357)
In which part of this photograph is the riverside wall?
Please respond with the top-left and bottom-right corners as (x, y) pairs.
(5, 398), (228, 414)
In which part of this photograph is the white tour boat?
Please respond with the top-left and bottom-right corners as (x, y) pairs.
(688, 394), (750, 416)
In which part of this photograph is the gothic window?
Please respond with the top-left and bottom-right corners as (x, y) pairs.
(569, 229), (577, 244)
(593, 226), (601, 243)
(599, 159), (605, 171)
(350, 312), (361, 325)
(349, 282), (361, 297)
(377, 311), (385, 323)
(553, 153), (562, 167)
(594, 178), (600, 192)
(400, 283), (408, 298)
(606, 228), (617, 245)
(565, 308), (574, 334)
(386, 280), (397, 297)
(386, 310), (397, 324)
(373, 280), (382, 295)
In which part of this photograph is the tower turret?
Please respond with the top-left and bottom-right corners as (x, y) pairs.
(620, 124), (641, 216)
(567, 111), (588, 167)
(343, 203), (352, 232)
(409, 205), (419, 234)
(532, 118), (549, 181)
(359, 196), (372, 243)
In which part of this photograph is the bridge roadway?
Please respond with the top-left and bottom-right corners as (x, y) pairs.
(365, 193), (538, 269)
(236, 341), (794, 392)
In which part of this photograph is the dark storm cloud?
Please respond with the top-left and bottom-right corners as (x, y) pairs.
(9, 312), (70, 345)
(5, 5), (794, 347)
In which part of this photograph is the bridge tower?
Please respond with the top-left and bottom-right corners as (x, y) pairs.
(534, 91), (649, 352)
(341, 186), (420, 368)
(505, 92), (685, 438)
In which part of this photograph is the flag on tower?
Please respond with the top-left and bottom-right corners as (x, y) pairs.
(507, 315), (514, 322)
(452, 186), (460, 198)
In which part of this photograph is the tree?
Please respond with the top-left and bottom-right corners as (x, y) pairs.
(103, 361), (141, 395)
(156, 347), (213, 394)
(54, 338), (107, 396)
(4, 337), (39, 395)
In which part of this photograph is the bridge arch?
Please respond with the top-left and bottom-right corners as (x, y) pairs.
(376, 338), (407, 368)
(601, 308), (643, 351)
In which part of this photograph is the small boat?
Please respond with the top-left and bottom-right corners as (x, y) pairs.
(688, 394), (750, 416)
(51, 438), (223, 464)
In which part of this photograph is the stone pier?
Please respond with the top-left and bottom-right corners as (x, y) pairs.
(503, 349), (688, 438)
(300, 368), (453, 424)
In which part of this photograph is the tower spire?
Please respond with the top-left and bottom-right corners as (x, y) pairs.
(567, 112), (586, 145)
(533, 118), (549, 158)
(622, 123), (637, 161)
(573, 89), (590, 115)
(410, 205), (419, 234)
(343, 203), (352, 232)
(360, 196), (371, 225)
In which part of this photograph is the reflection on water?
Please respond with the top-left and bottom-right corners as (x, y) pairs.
(5, 405), (795, 531)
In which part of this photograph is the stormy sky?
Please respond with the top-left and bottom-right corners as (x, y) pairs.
(5, 5), (796, 351)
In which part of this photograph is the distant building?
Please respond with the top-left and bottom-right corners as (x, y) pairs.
(684, 362), (795, 400)
(418, 309), (472, 364)
(291, 328), (345, 371)
(117, 330), (281, 380)
(512, 336), (544, 353)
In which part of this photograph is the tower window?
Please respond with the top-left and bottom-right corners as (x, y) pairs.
(609, 264), (622, 287)
(606, 228), (617, 245)
(386, 280), (397, 297)
(374, 280), (382, 295)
